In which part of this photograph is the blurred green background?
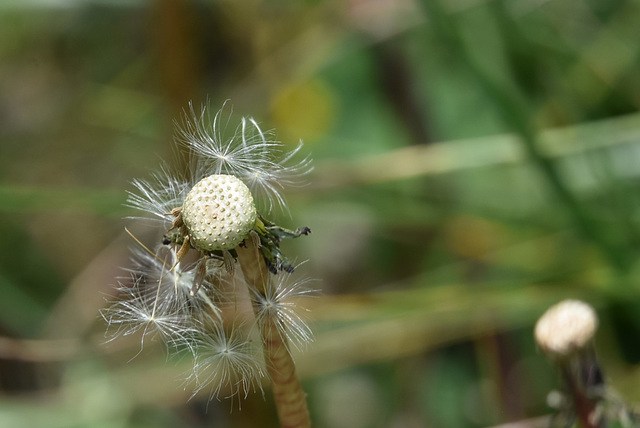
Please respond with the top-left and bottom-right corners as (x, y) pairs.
(2, 0), (640, 427)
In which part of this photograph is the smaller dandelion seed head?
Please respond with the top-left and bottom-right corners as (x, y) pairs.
(182, 174), (257, 251)
(535, 299), (598, 359)
(188, 322), (265, 402)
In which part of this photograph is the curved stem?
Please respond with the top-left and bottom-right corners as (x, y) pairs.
(236, 237), (311, 428)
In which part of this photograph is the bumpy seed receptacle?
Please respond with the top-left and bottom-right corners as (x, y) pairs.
(181, 174), (257, 252)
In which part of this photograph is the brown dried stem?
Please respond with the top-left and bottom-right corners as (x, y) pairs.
(561, 360), (601, 428)
(236, 235), (311, 428)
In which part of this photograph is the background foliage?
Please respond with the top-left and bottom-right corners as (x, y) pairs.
(2, 0), (640, 427)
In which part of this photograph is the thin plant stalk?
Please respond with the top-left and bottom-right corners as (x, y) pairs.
(420, 0), (631, 273)
(236, 237), (311, 428)
(561, 365), (599, 428)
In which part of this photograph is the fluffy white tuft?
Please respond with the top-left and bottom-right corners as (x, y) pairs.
(248, 270), (316, 351)
(126, 164), (190, 226)
(188, 320), (265, 402)
(175, 101), (312, 213)
(101, 277), (198, 355)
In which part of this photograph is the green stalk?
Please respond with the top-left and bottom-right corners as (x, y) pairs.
(420, 0), (631, 273)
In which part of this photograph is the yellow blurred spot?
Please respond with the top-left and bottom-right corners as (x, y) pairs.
(270, 79), (335, 144)
(443, 215), (505, 262)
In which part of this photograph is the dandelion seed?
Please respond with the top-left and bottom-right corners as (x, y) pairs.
(102, 278), (196, 355)
(126, 164), (191, 226)
(125, 246), (223, 318)
(189, 321), (265, 402)
(242, 141), (313, 214)
(175, 102), (271, 181)
(175, 101), (311, 213)
(249, 270), (316, 351)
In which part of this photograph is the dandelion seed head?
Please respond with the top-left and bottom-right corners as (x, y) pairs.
(108, 99), (314, 407)
(182, 174), (257, 251)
